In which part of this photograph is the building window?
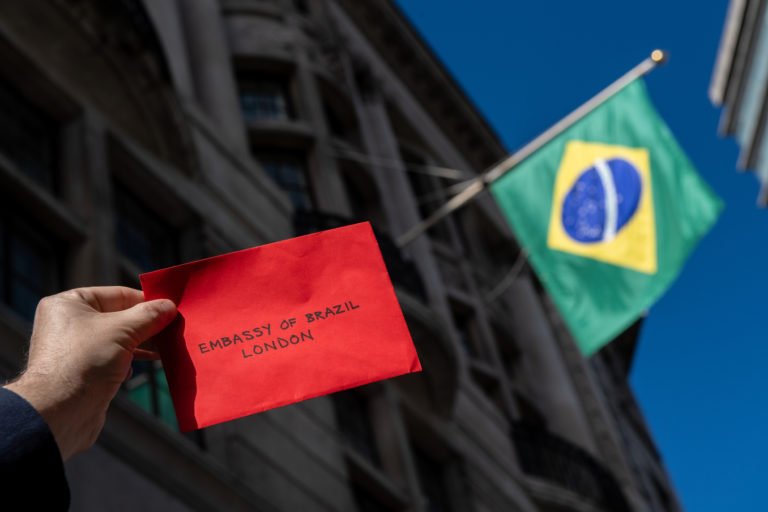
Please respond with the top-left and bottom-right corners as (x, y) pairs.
(240, 79), (293, 123)
(114, 186), (181, 430)
(322, 92), (359, 144)
(333, 388), (381, 466)
(254, 152), (313, 211)
(0, 217), (61, 322)
(125, 362), (179, 430)
(514, 392), (547, 428)
(115, 186), (179, 273)
(0, 81), (58, 192)
(450, 302), (481, 358)
(493, 324), (520, 380)
(341, 165), (385, 228)
(324, 100), (348, 139)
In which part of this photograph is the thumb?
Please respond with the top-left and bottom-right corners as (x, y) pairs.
(112, 299), (177, 348)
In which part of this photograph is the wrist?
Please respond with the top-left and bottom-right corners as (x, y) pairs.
(5, 374), (82, 460)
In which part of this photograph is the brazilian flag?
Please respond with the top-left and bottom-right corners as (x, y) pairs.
(490, 79), (722, 356)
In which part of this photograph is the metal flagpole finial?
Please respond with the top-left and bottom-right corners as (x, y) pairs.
(650, 49), (667, 64)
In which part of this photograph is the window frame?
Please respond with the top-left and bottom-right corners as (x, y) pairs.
(253, 150), (315, 211)
(114, 184), (180, 274)
(0, 80), (62, 194)
(0, 213), (63, 322)
(239, 76), (294, 123)
(0, 54), (83, 328)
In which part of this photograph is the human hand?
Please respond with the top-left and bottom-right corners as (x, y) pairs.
(4, 287), (177, 460)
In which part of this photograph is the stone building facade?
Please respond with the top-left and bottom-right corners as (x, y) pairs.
(0, 0), (680, 510)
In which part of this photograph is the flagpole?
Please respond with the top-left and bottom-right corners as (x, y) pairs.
(396, 49), (668, 248)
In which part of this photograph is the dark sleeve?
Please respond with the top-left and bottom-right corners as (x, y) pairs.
(0, 387), (70, 510)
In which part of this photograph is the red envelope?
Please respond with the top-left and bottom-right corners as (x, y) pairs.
(140, 222), (421, 431)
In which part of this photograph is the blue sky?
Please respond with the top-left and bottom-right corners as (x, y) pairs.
(396, 1), (766, 510)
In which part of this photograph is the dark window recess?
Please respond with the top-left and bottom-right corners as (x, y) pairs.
(240, 79), (292, 122)
(344, 173), (371, 222)
(351, 483), (391, 512)
(493, 324), (521, 379)
(340, 168), (385, 228)
(514, 392), (548, 428)
(413, 448), (453, 512)
(115, 188), (179, 272)
(0, 81), (58, 191)
(451, 305), (480, 358)
(354, 67), (376, 99)
(333, 389), (381, 465)
(324, 101), (352, 140)
(293, 0), (309, 14)
(0, 218), (60, 322)
(255, 152), (313, 211)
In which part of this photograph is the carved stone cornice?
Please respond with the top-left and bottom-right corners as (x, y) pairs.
(48, 0), (195, 172)
(53, 0), (171, 85)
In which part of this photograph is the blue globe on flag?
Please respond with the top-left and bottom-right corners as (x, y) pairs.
(561, 158), (643, 243)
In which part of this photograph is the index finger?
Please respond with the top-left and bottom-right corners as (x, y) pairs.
(68, 286), (146, 313)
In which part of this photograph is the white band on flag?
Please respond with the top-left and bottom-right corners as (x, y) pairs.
(594, 158), (618, 242)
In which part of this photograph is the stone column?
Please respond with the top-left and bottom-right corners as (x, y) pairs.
(177, 0), (250, 154)
(292, 46), (352, 216)
(142, 0), (196, 101)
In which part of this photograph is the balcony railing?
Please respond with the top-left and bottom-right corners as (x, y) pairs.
(512, 422), (631, 512)
(293, 210), (427, 301)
